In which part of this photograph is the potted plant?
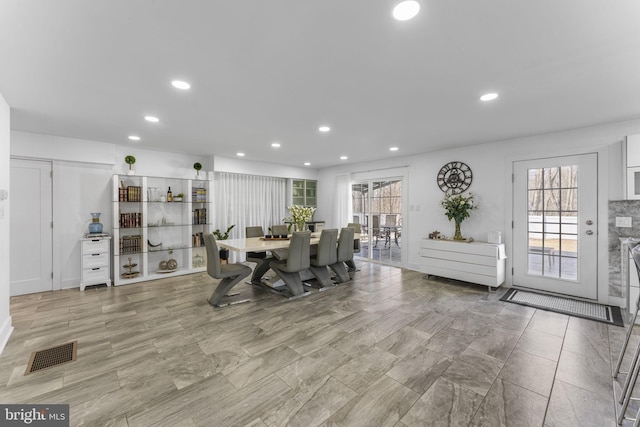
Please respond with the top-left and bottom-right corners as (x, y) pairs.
(441, 192), (477, 240)
(174, 193), (184, 202)
(213, 224), (235, 260)
(193, 162), (203, 179)
(125, 155), (136, 175)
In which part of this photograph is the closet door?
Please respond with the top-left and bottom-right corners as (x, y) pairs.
(10, 159), (53, 295)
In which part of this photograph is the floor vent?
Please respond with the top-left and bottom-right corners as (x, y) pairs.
(25, 341), (77, 375)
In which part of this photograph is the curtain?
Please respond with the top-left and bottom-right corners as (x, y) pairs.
(333, 173), (352, 229)
(214, 172), (287, 262)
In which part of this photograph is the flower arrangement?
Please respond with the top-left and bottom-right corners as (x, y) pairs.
(440, 192), (477, 240)
(283, 205), (316, 232)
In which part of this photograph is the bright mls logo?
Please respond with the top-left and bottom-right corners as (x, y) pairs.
(1, 405), (69, 426)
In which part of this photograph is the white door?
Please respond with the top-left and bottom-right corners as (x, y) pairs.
(513, 153), (598, 299)
(10, 159), (53, 295)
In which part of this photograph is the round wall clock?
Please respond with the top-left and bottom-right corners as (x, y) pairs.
(437, 161), (473, 194)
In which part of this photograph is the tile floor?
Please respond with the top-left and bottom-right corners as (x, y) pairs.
(0, 262), (631, 426)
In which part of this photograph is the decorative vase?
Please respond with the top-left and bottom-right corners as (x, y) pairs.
(295, 222), (306, 232)
(88, 212), (103, 234)
(453, 221), (463, 240)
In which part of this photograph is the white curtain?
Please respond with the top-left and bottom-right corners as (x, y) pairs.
(333, 173), (352, 229)
(214, 172), (287, 261)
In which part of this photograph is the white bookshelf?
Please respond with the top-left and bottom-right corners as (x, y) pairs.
(112, 175), (213, 286)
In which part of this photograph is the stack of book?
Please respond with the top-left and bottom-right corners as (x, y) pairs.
(120, 235), (142, 254)
(192, 188), (207, 202)
(118, 185), (142, 202)
(192, 208), (207, 225)
(120, 212), (142, 228)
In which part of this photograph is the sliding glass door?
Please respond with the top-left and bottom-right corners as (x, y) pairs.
(352, 178), (403, 265)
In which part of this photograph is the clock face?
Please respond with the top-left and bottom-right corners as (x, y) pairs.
(437, 161), (473, 194)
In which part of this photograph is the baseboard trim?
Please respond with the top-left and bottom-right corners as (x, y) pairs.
(0, 315), (14, 355)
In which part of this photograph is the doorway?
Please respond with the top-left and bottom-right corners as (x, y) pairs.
(10, 159), (53, 295)
(352, 178), (403, 265)
(512, 153), (598, 299)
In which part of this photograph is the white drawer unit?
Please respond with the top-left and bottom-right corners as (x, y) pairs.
(81, 237), (112, 291)
(419, 239), (506, 289)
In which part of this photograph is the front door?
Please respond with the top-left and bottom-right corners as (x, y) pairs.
(512, 153), (598, 299)
(10, 159), (53, 295)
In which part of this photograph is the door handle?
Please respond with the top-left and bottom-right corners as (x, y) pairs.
(586, 230), (593, 235)
(586, 220), (593, 225)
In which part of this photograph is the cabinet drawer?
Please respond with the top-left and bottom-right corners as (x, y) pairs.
(83, 253), (109, 268)
(83, 239), (109, 255)
(82, 267), (110, 284)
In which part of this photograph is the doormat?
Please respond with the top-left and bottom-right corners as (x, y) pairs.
(25, 341), (77, 375)
(500, 289), (624, 327)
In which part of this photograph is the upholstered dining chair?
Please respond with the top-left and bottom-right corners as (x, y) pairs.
(309, 228), (338, 288)
(346, 223), (361, 271)
(269, 231), (311, 297)
(271, 224), (289, 236)
(204, 233), (252, 307)
(245, 226), (274, 285)
(329, 227), (354, 283)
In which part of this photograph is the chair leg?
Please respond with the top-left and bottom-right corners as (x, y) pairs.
(309, 265), (335, 288)
(329, 261), (351, 283)
(249, 258), (272, 284)
(208, 275), (246, 307)
(345, 259), (356, 271)
(272, 269), (306, 296)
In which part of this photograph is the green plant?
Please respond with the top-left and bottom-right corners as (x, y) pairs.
(441, 192), (477, 240)
(213, 224), (235, 240)
(175, 193), (184, 198)
(124, 155), (136, 170)
(193, 162), (202, 171)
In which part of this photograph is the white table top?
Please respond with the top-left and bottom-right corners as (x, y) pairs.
(217, 232), (359, 252)
(216, 235), (319, 252)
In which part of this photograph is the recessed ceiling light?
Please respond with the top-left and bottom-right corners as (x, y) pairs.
(171, 80), (191, 90)
(319, 126), (331, 132)
(128, 135), (141, 141)
(393, 0), (421, 21)
(340, 156), (348, 160)
(144, 115), (159, 123)
(480, 93), (499, 102)
(237, 152), (245, 157)
(271, 142), (281, 148)
(390, 147), (399, 151)
(304, 162), (311, 166)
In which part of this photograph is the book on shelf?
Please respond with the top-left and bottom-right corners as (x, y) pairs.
(120, 212), (142, 228)
(119, 235), (142, 254)
(192, 187), (207, 202)
(118, 185), (142, 202)
(192, 232), (205, 247)
(192, 208), (207, 225)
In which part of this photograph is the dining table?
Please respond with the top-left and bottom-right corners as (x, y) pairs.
(217, 231), (359, 298)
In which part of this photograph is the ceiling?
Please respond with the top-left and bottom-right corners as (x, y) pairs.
(1, 1), (639, 169)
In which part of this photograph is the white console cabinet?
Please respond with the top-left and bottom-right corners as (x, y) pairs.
(419, 239), (506, 289)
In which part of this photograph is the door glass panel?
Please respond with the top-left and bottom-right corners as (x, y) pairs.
(527, 165), (579, 280)
(352, 179), (402, 265)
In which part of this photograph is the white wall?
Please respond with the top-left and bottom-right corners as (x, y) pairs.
(0, 93), (12, 353)
(9, 132), (317, 292)
(316, 118), (640, 304)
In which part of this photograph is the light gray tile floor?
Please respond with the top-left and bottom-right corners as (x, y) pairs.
(0, 261), (626, 426)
